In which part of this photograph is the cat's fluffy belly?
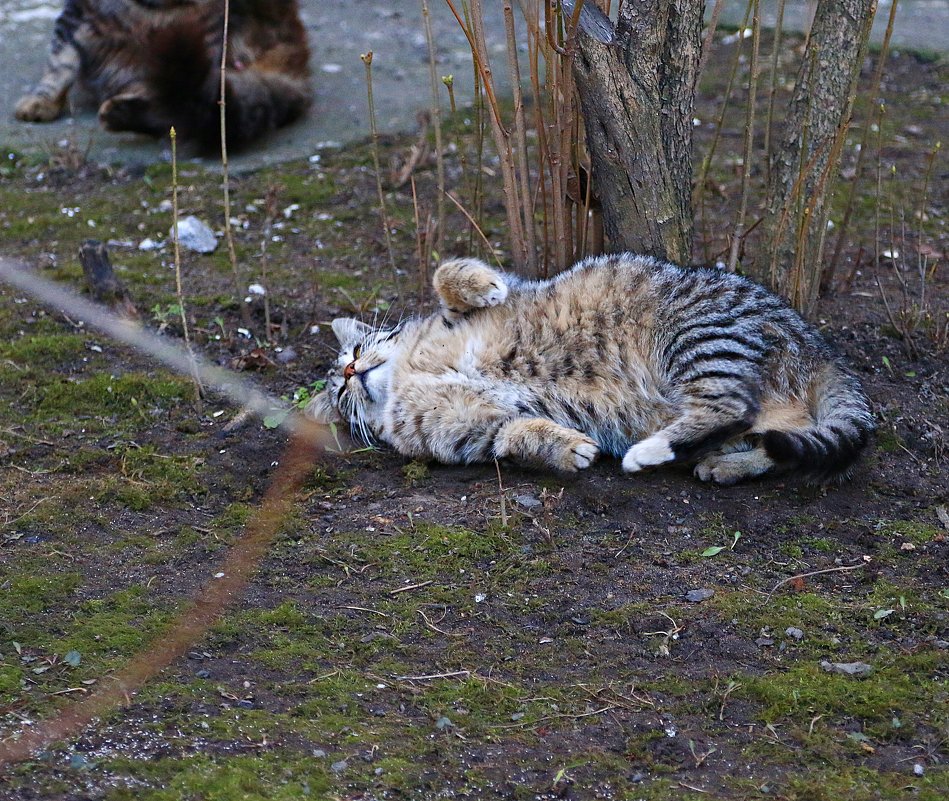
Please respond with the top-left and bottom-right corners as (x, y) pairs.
(308, 254), (874, 485)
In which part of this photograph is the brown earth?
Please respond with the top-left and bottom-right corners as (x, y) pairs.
(0, 36), (946, 801)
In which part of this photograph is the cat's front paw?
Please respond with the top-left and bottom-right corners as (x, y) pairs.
(572, 439), (600, 471)
(622, 434), (674, 473)
(433, 258), (508, 312)
(15, 93), (64, 122)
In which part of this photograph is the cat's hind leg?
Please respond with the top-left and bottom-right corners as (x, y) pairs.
(98, 90), (165, 136)
(433, 258), (510, 321)
(622, 381), (760, 474)
(694, 441), (775, 485)
(495, 418), (599, 472)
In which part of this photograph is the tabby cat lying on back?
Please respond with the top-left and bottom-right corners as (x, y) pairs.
(307, 254), (874, 485)
(15, 1), (310, 150)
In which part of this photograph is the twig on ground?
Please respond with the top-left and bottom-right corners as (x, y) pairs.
(764, 561), (867, 603)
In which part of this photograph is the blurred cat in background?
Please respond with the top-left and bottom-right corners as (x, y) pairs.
(15, 0), (311, 151)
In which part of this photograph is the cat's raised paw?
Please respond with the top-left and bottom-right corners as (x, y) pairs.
(572, 440), (600, 470)
(622, 434), (674, 473)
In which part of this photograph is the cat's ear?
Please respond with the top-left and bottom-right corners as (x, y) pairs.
(331, 318), (373, 348)
(304, 390), (342, 424)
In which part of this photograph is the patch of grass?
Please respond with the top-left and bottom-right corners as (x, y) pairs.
(876, 518), (943, 546)
(739, 653), (945, 737)
(104, 753), (333, 801)
(12, 371), (191, 437)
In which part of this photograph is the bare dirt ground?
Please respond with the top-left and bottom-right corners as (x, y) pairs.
(0, 33), (947, 801)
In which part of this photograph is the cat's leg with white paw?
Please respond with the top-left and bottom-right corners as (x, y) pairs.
(623, 383), (759, 474)
(433, 258), (511, 319)
(494, 418), (599, 472)
(622, 433), (676, 472)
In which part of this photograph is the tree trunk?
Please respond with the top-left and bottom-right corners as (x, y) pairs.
(569, 0), (703, 265)
(764, 0), (877, 313)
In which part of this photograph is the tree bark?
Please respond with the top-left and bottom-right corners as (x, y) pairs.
(569, 0), (703, 265)
(764, 0), (877, 313)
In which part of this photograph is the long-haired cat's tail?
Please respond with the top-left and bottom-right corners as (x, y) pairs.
(762, 362), (875, 482)
(146, 22), (311, 152)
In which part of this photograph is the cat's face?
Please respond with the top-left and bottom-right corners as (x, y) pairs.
(306, 318), (400, 443)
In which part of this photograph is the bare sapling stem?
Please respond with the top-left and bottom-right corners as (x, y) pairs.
(361, 51), (399, 282)
(825, 0), (900, 290)
(260, 185), (278, 344)
(469, 0), (528, 273)
(695, 0), (754, 261)
(170, 127), (203, 399)
(697, 0), (727, 81)
(763, 0), (787, 185)
(503, 0), (537, 275)
(410, 176), (428, 298)
(727, 0), (761, 273)
(421, 0), (447, 265)
(219, 0), (251, 329)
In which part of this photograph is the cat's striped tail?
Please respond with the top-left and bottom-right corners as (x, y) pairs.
(762, 361), (875, 482)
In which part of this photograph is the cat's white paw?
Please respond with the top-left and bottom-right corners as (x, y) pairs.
(572, 440), (599, 470)
(622, 434), (674, 473)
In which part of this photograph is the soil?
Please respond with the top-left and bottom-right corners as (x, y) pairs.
(0, 35), (946, 801)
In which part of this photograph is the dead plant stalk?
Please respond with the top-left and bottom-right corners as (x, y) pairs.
(219, 0), (251, 328)
(169, 127), (202, 399)
(361, 51), (399, 280)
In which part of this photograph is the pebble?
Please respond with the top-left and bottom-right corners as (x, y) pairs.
(913, 763), (925, 776)
(514, 493), (542, 509)
(685, 588), (715, 603)
(171, 215), (218, 253)
(785, 627), (804, 640)
(435, 716), (453, 730)
(311, 749), (327, 758)
(330, 760), (347, 774)
(820, 660), (873, 678)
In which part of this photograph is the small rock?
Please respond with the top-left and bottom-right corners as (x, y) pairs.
(821, 660), (873, 678)
(311, 749), (327, 758)
(330, 760), (347, 774)
(514, 493), (541, 509)
(913, 763), (925, 776)
(138, 237), (162, 251)
(510, 712), (525, 721)
(755, 637), (775, 647)
(195, 669), (210, 679)
(434, 716), (453, 730)
(275, 346), (298, 364)
(171, 215), (218, 253)
(685, 589), (715, 603)
(785, 627), (804, 641)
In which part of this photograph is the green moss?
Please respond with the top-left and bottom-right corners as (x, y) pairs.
(740, 654), (945, 736)
(0, 665), (24, 696)
(0, 570), (83, 619)
(104, 754), (333, 801)
(877, 518), (943, 545)
(401, 460), (430, 485)
(0, 333), (86, 365)
(14, 371), (191, 437)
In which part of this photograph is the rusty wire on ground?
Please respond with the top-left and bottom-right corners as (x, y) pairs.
(0, 256), (335, 766)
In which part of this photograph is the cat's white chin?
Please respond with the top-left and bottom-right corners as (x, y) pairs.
(622, 434), (674, 473)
